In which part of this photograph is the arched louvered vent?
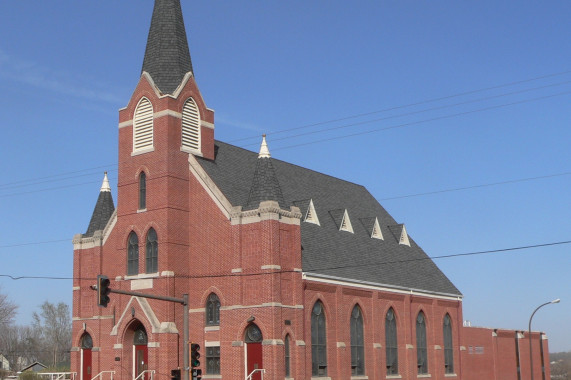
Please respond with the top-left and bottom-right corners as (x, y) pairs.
(133, 97), (154, 153)
(181, 97), (201, 153)
(340, 209), (354, 233)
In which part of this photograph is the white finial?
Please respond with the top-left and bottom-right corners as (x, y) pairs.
(258, 134), (271, 158)
(100, 172), (111, 192)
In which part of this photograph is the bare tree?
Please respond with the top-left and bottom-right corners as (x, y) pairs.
(0, 287), (17, 326)
(32, 302), (71, 368)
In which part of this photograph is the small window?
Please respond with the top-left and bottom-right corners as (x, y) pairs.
(127, 232), (139, 275)
(416, 311), (428, 374)
(443, 314), (454, 374)
(311, 301), (327, 377)
(285, 334), (291, 377)
(385, 308), (398, 375)
(206, 346), (220, 375)
(350, 305), (365, 375)
(139, 172), (146, 210)
(145, 228), (158, 273)
(133, 97), (154, 152)
(205, 293), (220, 326)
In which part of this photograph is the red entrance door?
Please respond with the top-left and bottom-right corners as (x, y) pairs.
(246, 343), (263, 380)
(82, 348), (92, 380)
(135, 345), (148, 380)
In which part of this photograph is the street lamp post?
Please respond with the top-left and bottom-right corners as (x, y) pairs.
(528, 298), (560, 380)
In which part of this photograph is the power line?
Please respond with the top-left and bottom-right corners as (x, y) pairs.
(271, 89), (571, 151)
(1, 239), (568, 282)
(379, 171), (571, 201)
(241, 79), (571, 148)
(2, 89), (570, 198)
(3, 71), (571, 192)
(229, 69), (571, 143)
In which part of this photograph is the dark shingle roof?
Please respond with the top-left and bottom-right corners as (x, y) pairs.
(84, 179), (115, 238)
(197, 141), (461, 296)
(141, 0), (193, 94)
(246, 157), (287, 210)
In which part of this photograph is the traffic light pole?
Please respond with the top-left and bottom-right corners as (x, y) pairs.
(96, 287), (190, 380)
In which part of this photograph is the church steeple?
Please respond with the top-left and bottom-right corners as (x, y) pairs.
(141, 0), (193, 94)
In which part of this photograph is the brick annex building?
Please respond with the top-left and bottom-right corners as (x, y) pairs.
(71, 1), (552, 380)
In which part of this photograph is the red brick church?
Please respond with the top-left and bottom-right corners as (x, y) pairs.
(71, 1), (552, 380)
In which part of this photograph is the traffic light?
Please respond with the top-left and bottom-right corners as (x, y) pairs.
(97, 275), (111, 307)
(190, 343), (200, 368)
(170, 369), (180, 380)
(191, 369), (201, 380)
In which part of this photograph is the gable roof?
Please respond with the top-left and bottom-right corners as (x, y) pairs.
(197, 141), (461, 297)
(141, 0), (193, 94)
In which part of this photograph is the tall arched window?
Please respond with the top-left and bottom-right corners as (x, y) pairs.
(385, 307), (398, 375)
(139, 172), (146, 210)
(311, 301), (327, 377)
(443, 314), (454, 374)
(350, 305), (365, 375)
(181, 97), (200, 152)
(416, 311), (428, 374)
(133, 97), (154, 152)
(205, 293), (220, 326)
(145, 228), (158, 273)
(284, 334), (291, 377)
(127, 232), (139, 275)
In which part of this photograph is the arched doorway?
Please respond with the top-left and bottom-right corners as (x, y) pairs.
(133, 326), (148, 380)
(244, 324), (263, 380)
(80, 333), (93, 380)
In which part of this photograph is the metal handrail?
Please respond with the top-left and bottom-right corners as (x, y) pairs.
(91, 371), (115, 380)
(37, 372), (76, 380)
(133, 370), (154, 380)
(246, 369), (265, 380)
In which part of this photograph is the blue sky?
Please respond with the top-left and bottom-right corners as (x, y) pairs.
(0, 1), (569, 352)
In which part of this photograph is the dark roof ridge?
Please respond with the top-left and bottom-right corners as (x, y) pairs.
(213, 140), (370, 190)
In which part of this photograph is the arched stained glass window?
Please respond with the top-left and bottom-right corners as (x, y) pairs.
(134, 327), (148, 345)
(443, 314), (454, 374)
(385, 308), (398, 375)
(205, 293), (221, 326)
(416, 311), (428, 374)
(145, 228), (158, 273)
(350, 305), (365, 375)
(311, 301), (327, 377)
(127, 232), (139, 275)
(81, 333), (93, 349)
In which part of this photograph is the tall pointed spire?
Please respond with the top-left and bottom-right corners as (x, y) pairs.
(142, 0), (194, 94)
(85, 173), (115, 237)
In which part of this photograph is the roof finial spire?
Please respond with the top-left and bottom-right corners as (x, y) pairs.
(100, 172), (111, 192)
(258, 134), (271, 158)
